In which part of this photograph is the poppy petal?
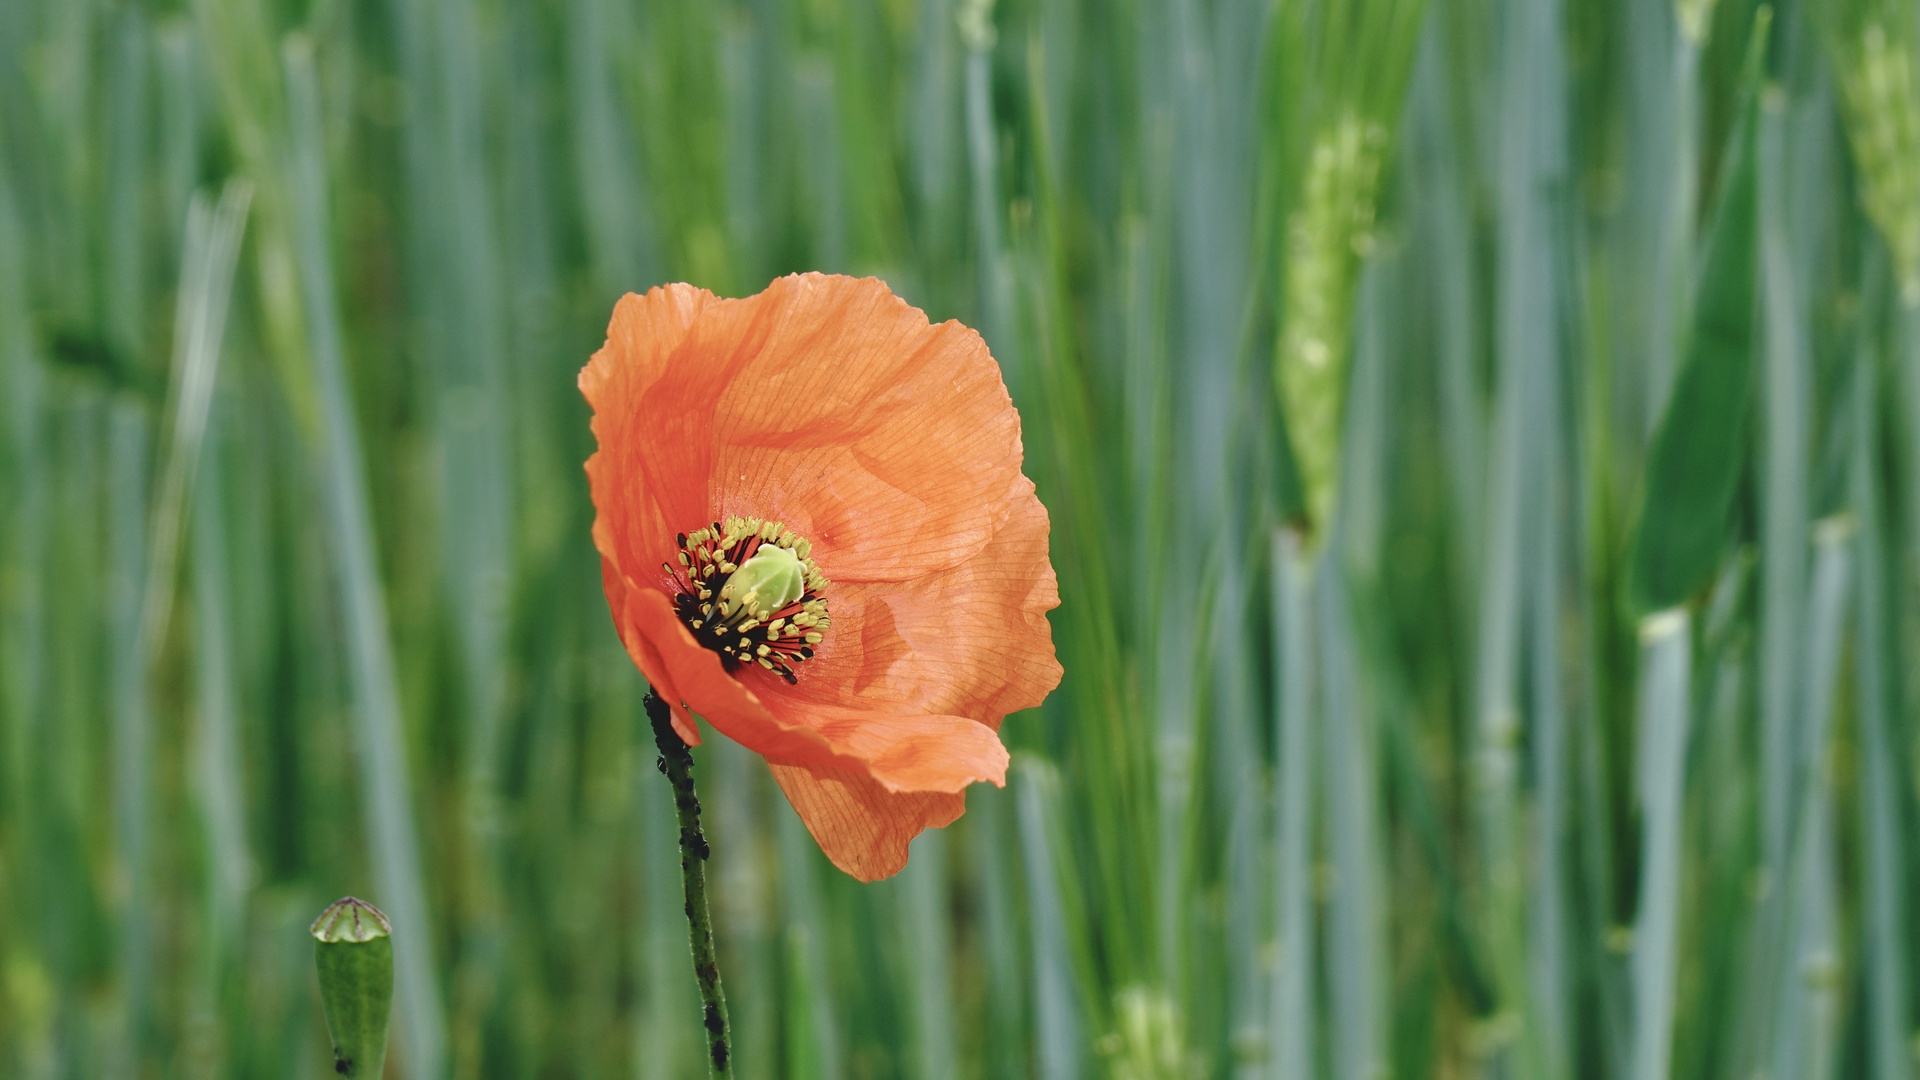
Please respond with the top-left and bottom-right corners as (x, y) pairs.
(777, 704), (1010, 793)
(625, 587), (864, 770)
(745, 475), (1061, 729)
(629, 586), (1009, 793)
(767, 762), (966, 882)
(584, 275), (1059, 878)
(705, 275), (1023, 582)
(592, 274), (1024, 586)
(602, 558), (701, 744)
(893, 476), (1061, 726)
(583, 285), (723, 598)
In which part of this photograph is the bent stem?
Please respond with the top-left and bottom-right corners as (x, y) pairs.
(645, 690), (735, 1077)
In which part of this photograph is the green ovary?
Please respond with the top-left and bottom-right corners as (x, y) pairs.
(719, 542), (806, 619)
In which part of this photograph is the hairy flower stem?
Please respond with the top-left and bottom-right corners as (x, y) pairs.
(645, 690), (734, 1077)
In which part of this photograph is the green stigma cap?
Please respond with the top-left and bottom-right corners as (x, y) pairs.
(312, 897), (394, 1077)
(720, 543), (805, 618)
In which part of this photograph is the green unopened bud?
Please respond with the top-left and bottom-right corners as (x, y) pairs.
(312, 897), (393, 1078)
(1277, 109), (1386, 535)
(1836, 21), (1920, 301)
(719, 543), (805, 618)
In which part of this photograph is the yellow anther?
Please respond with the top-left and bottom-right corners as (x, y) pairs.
(673, 515), (831, 673)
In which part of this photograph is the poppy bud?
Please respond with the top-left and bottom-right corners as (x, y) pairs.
(311, 897), (393, 1078)
(719, 542), (805, 618)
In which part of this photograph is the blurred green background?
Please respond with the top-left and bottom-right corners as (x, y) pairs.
(5, 0), (1920, 1077)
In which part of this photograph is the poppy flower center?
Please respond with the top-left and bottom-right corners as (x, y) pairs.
(664, 516), (831, 685)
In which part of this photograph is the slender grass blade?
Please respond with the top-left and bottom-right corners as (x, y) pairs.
(1628, 610), (1690, 1080)
(283, 38), (446, 1080)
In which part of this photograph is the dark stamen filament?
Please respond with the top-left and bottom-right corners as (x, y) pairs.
(662, 516), (830, 685)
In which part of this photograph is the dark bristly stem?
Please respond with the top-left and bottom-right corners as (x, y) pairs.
(645, 689), (734, 1077)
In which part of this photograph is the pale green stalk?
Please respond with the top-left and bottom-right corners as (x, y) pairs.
(1908, 305), (1920, 576)
(107, 403), (152, 1078)
(1322, 260), (1392, 1080)
(961, 0), (1010, 352)
(283, 38), (447, 1080)
(1015, 758), (1082, 1080)
(910, 0), (962, 254)
(1169, 0), (1259, 527)
(1766, 518), (1852, 1080)
(1034, 0), (1076, 193)
(1573, 620), (1631, 1076)
(1215, 567), (1267, 1078)
(567, 0), (654, 293)
(1119, 126), (1182, 1003)
(1851, 339), (1910, 1080)
(775, 810), (843, 1080)
(1320, 567), (1384, 1080)
(1270, 526), (1316, 1080)
(1476, 1), (1568, 1073)
(1525, 259), (1569, 1080)
(393, 3), (516, 1047)
(496, 2), (569, 565)
(146, 182), (250, 676)
(1334, 221), (1396, 575)
(1150, 566), (1200, 1011)
(1023, 65), (1160, 1036)
(1167, 3), (1268, 1066)
(1742, 88), (1810, 1080)
(440, 0), (517, 849)
(0, 119), (41, 1033)
(1567, 11), (1635, 1051)
(50, 425), (107, 1080)
(1469, 317), (1523, 1072)
(1683, 559), (1756, 1080)
(187, 419), (246, 1076)
(718, 16), (766, 283)
(190, 0), (313, 429)
(794, 59), (847, 274)
(102, 9), (149, 363)
(1630, 0), (1701, 430)
(1403, 29), (1486, 637)
(959, 19), (1029, 1077)
(173, 184), (252, 1077)
(105, 15), (154, 1071)
(820, 6), (908, 272)
(154, 23), (201, 246)
(900, 831), (957, 1080)
(1130, 67), (1204, 1003)
(969, 786), (1028, 1080)
(1628, 609), (1690, 1080)
(710, 740), (772, 1080)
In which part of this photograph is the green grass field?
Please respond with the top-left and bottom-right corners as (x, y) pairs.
(5, 0), (1920, 1077)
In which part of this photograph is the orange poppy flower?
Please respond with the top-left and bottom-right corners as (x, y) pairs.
(582, 273), (1062, 881)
